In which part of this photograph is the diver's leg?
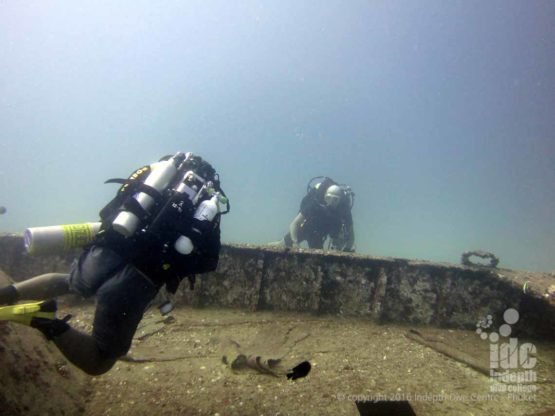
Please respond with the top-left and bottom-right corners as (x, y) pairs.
(93, 264), (159, 357)
(68, 264), (159, 375)
(0, 273), (70, 305)
(18, 302), (115, 375)
(32, 246), (128, 375)
(52, 328), (117, 376)
(13, 273), (70, 300)
(69, 246), (126, 298)
(43, 264), (158, 376)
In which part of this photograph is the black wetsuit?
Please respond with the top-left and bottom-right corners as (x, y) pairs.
(68, 245), (158, 358)
(68, 159), (221, 359)
(285, 187), (353, 250)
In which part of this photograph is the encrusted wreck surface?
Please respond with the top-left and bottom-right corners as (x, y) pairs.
(1, 234), (555, 415)
(1, 234), (554, 341)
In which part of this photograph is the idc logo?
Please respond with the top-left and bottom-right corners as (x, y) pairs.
(476, 308), (537, 398)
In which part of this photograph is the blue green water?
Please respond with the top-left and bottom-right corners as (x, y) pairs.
(1, 0), (554, 272)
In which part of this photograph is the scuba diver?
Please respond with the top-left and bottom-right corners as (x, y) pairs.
(0, 152), (229, 375)
(282, 176), (355, 252)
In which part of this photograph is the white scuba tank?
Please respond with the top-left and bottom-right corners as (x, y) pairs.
(173, 193), (221, 255)
(24, 222), (102, 255)
(112, 153), (183, 237)
(193, 194), (220, 222)
(174, 170), (204, 201)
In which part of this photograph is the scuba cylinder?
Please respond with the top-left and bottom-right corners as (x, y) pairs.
(152, 168), (208, 255)
(173, 186), (227, 255)
(112, 152), (185, 237)
(194, 192), (222, 222)
(174, 169), (205, 201)
(24, 222), (102, 255)
(103, 151), (229, 260)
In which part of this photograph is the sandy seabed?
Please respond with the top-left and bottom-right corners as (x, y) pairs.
(1, 303), (554, 416)
(72, 304), (554, 416)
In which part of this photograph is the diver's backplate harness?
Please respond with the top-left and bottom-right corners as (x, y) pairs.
(97, 152), (229, 290)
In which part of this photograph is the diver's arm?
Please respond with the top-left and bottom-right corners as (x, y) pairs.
(343, 212), (355, 252)
(344, 223), (355, 252)
(289, 212), (305, 245)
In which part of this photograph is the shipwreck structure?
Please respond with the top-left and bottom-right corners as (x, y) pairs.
(1, 234), (554, 341)
(2, 233), (555, 415)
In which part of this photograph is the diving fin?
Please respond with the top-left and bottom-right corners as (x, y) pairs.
(0, 299), (57, 326)
(0, 299), (71, 340)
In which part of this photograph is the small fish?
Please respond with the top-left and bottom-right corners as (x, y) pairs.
(229, 354), (280, 376)
(246, 355), (280, 376)
(286, 360), (311, 380)
(230, 353), (248, 370)
(0, 206), (6, 215)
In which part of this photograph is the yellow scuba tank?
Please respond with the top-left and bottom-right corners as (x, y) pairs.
(24, 222), (102, 255)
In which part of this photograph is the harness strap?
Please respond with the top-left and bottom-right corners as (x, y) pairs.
(105, 178), (165, 201)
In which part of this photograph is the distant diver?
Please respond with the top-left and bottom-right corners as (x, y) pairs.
(280, 176), (355, 251)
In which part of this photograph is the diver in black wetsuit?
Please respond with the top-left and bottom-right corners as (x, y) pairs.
(283, 176), (355, 252)
(0, 152), (228, 375)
